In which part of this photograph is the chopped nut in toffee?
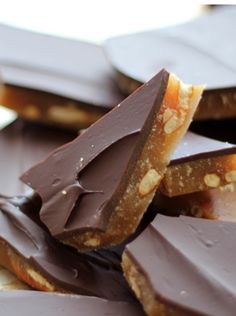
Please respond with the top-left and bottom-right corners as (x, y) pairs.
(161, 132), (236, 196)
(0, 266), (29, 290)
(155, 183), (236, 222)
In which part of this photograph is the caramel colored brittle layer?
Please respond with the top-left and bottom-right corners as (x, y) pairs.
(155, 183), (236, 222)
(0, 85), (105, 129)
(0, 263), (29, 291)
(66, 73), (203, 250)
(116, 71), (236, 121)
(161, 154), (236, 197)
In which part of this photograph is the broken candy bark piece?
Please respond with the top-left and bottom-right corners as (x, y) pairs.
(0, 86), (105, 130)
(161, 132), (236, 197)
(0, 24), (124, 129)
(123, 214), (236, 316)
(155, 183), (236, 222)
(105, 7), (236, 121)
(21, 69), (203, 250)
(0, 197), (134, 302)
(0, 291), (145, 316)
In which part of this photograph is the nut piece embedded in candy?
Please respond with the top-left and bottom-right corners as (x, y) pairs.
(163, 108), (174, 123)
(139, 169), (161, 197)
(24, 104), (41, 119)
(84, 238), (101, 248)
(204, 173), (221, 188)
(225, 170), (236, 183)
(0, 265), (29, 290)
(48, 105), (102, 126)
(164, 114), (179, 134)
(154, 183), (236, 223)
(160, 132), (236, 197)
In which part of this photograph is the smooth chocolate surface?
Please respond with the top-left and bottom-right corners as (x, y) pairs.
(0, 291), (144, 316)
(0, 197), (134, 301)
(21, 70), (169, 238)
(171, 131), (236, 165)
(125, 214), (236, 315)
(0, 24), (123, 108)
(0, 119), (75, 196)
(105, 7), (236, 90)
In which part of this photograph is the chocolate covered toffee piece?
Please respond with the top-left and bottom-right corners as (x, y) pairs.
(123, 214), (236, 316)
(0, 120), (75, 195)
(0, 24), (123, 129)
(21, 69), (204, 250)
(161, 132), (236, 197)
(0, 265), (29, 290)
(0, 291), (145, 316)
(105, 7), (236, 120)
(155, 183), (236, 222)
(0, 197), (134, 301)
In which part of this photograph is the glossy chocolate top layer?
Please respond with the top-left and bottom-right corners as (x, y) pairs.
(125, 214), (236, 315)
(21, 70), (169, 238)
(0, 291), (144, 316)
(0, 24), (123, 108)
(0, 197), (134, 301)
(106, 7), (236, 90)
(0, 120), (75, 196)
(171, 131), (236, 165)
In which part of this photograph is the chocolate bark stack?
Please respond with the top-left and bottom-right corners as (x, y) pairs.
(0, 6), (236, 316)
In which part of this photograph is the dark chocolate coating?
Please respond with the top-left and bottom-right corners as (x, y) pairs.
(126, 215), (236, 315)
(21, 70), (169, 238)
(171, 131), (236, 165)
(0, 24), (123, 108)
(105, 7), (236, 90)
(0, 197), (134, 301)
(0, 291), (144, 316)
(0, 120), (75, 196)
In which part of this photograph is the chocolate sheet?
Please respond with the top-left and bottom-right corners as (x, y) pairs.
(0, 120), (75, 195)
(0, 24), (123, 108)
(105, 7), (236, 90)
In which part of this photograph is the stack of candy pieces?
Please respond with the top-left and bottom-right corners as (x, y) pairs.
(0, 7), (236, 316)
